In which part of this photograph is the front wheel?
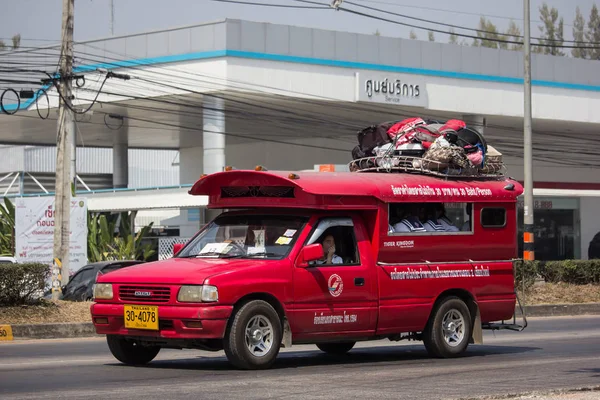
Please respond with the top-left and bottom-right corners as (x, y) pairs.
(423, 297), (472, 358)
(106, 335), (161, 365)
(223, 300), (282, 370)
(316, 342), (356, 355)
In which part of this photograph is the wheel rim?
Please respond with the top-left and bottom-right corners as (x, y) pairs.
(442, 309), (465, 347)
(244, 315), (274, 357)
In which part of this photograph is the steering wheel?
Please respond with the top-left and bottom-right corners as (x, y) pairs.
(225, 241), (246, 256)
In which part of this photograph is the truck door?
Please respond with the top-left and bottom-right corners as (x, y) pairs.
(291, 216), (377, 335)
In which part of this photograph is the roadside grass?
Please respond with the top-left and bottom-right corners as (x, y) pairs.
(0, 300), (93, 325)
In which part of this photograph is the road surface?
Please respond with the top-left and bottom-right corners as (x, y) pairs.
(1, 316), (600, 400)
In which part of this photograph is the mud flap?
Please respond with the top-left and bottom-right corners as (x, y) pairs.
(281, 318), (292, 348)
(470, 307), (483, 345)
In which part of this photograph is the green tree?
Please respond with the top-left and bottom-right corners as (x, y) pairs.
(11, 34), (21, 50)
(88, 211), (156, 262)
(448, 28), (459, 44)
(572, 6), (588, 59)
(373, 29), (381, 36)
(409, 30), (417, 40)
(472, 17), (502, 49)
(537, 3), (564, 56)
(0, 198), (15, 257)
(505, 20), (523, 51)
(0, 40), (5, 51)
(586, 4), (600, 60)
(428, 31), (435, 42)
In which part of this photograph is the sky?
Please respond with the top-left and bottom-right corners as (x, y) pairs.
(0, 0), (598, 48)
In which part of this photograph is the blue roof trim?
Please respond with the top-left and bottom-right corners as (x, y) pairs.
(225, 50), (600, 92)
(4, 48), (600, 114)
(72, 50), (227, 73)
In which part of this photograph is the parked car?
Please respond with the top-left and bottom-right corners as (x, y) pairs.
(48, 261), (145, 301)
(0, 256), (17, 264)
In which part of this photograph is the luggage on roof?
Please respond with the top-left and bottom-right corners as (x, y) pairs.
(349, 116), (505, 179)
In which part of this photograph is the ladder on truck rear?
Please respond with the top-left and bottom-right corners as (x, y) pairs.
(482, 258), (528, 332)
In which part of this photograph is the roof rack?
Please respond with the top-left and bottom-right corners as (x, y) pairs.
(348, 155), (506, 180)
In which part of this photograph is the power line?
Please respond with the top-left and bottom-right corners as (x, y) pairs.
(344, 0), (588, 45)
(8, 45), (600, 165)
(206, 0), (329, 8)
(359, 0), (576, 29)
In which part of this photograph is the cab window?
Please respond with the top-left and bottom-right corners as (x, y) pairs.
(481, 207), (506, 228)
(388, 202), (472, 234)
(305, 217), (360, 266)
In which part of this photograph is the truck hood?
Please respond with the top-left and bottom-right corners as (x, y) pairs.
(97, 258), (273, 285)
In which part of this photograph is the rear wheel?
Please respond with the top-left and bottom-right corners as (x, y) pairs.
(106, 335), (160, 365)
(316, 342), (356, 355)
(423, 297), (472, 358)
(223, 300), (282, 370)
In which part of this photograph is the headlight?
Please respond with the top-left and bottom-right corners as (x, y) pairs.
(178, 285), (219, 303)
(93, 283), (113, 300)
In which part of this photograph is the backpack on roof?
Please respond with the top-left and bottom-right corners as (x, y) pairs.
(355, 121), (398, 157)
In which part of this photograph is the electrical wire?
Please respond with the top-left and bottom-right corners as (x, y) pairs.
(35, 88), (50, 120)
(343, 0), (590, 45)
(7, 44), (599, 166)
(206, 0), (329, 8)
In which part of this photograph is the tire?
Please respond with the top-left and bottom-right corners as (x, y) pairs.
(316, 342), (356, 355)
(106, 335), (161, 365)
(423, 296), (472, 358)
(223, 300), (282, 370)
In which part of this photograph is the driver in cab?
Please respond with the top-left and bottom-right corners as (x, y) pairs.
(317, 234), (343, 265)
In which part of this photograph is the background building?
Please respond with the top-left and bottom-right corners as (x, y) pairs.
(1, 19), (599, 260)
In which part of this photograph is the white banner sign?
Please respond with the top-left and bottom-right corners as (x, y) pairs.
(355, 72), (428, 107)
(15, 197), (88, 275)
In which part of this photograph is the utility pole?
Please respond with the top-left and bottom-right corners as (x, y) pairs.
(523, 0), (535, 261)
(110, 0), (115, 35)
(52, 0), (75, 300)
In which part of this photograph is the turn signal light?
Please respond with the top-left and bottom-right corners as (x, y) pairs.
(288, 173), (299, 179)
(94, 317), (109, 325)
(224, 166), (234, 171)
(255, 165), (267, 171)
(200, 174), (208, 179)
(184, 320), (203, 329)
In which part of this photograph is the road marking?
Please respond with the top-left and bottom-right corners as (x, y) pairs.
(0, 324), (13, 341)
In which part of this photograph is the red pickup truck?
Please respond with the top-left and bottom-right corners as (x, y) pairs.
(91, 169), (525, 370)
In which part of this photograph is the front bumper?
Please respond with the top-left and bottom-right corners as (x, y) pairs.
(90, 303), (233, 339)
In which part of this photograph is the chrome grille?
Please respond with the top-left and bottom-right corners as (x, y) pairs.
(119, 286), (171, 303)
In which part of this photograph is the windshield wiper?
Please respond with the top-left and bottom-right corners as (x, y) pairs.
(178, 252), (231, 258)
(245, 252), (279, 258)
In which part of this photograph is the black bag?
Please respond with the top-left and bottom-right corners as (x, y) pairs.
(456, 127), (488, 151)
(352, 145), (368, 160)
(356, 121), (397, 155)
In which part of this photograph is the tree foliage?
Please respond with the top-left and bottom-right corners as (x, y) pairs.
(536, 3), (565, 56)
(587, 4), (600, 60)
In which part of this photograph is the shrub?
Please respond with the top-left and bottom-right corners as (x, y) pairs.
(0, 263), (50, 306)
(514, 260), (540, 292)
(540, 260), (600, 285)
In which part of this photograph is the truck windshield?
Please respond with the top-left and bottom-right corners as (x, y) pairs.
(177, 215), (308, 259)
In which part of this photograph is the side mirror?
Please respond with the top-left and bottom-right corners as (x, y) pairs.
(173, 243), (184, 256)
(298, 244), (323, 267)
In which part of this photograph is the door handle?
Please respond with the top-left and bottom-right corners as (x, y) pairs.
(354, 277), (365, 286)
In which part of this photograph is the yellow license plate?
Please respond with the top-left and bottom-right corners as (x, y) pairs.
(124, 305), (159, 330)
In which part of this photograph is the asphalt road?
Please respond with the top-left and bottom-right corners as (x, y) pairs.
(1, 316), (600, 400)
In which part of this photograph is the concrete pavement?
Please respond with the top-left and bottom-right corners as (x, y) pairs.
(1, 316), (600, 400)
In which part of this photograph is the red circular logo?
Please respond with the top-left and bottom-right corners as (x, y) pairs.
(328, 274), (344, 297)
